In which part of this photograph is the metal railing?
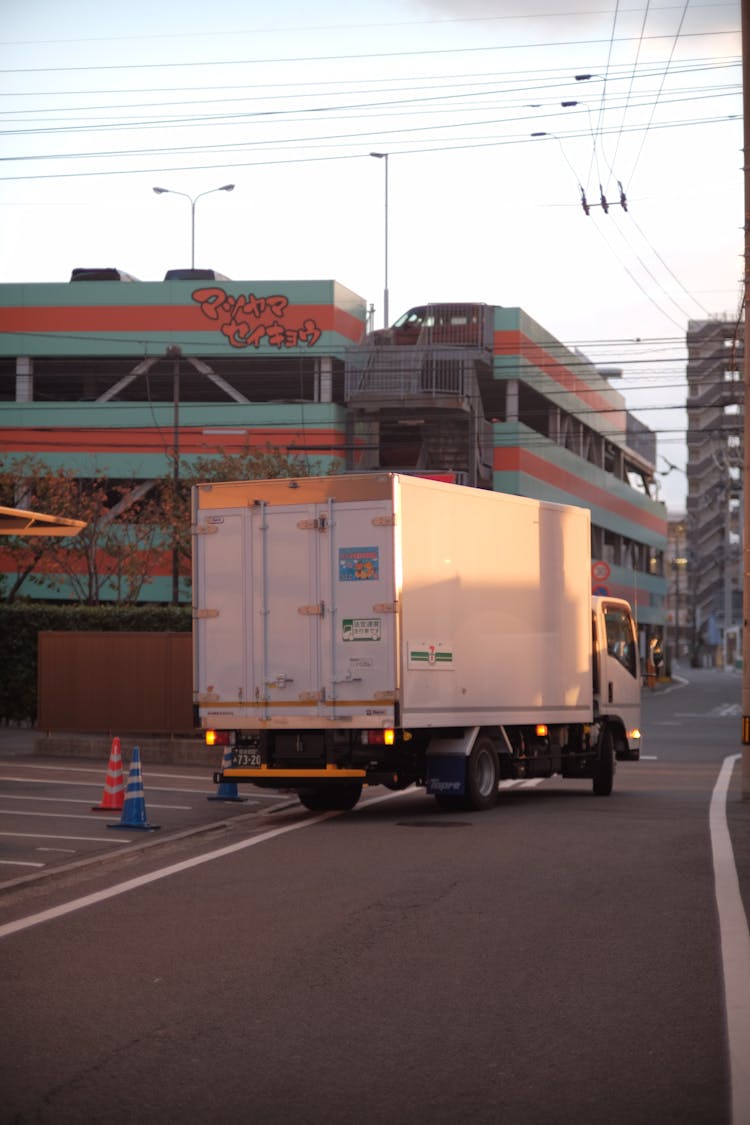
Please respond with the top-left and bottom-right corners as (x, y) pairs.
(345, 346), (480, 403)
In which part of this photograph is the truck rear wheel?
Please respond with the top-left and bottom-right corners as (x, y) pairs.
(297, 783), (362, 813)
(465, 736), (499, 811)
(592, 727), (615, 797)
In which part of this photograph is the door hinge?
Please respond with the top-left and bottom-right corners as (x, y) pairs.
(373, 601), (398, 614)
(298, 603), (325, 616)
(297, 516), (328, 531)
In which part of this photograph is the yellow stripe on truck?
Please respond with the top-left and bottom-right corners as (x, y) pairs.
(223, 766), (367, 779)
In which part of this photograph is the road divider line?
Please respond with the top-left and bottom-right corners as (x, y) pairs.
(710, 753), (750, 1125)
(0, 787), (419, 939)
(0, 808), (341, 939)
(0, 831), (131, 844)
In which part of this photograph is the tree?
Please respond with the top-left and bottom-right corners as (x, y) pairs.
(0, 446), (336, 605)
(0, 457), (165, 604)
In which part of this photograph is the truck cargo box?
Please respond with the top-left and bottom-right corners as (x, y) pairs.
(192, 474), (593, 731)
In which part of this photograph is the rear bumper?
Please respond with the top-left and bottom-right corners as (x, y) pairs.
(214, 765), (367, 785)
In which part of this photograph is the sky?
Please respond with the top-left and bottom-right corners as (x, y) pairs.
(0, 0), (743, 514)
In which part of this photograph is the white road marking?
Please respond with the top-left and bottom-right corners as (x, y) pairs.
(0, 773), (282, 798)
(0, 795), (124, 806)
(709, 754), (750, 1125)
(0, 831), (131, 844)
(10, 764), (210, 780)
(0, 805), (190, 820)
(0, 789), (417, 939)
(675, 708), (741, 719)
(0, 860), (45, 869)
(498, 779), (544, 789)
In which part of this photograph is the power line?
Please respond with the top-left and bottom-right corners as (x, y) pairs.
(0, 28), (739, 75)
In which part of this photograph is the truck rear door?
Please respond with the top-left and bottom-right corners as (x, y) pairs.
(193, 510), (245, 715)
(254, 497), (397, 724)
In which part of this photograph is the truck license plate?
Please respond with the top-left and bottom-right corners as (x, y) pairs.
(232, 747), (262, 768)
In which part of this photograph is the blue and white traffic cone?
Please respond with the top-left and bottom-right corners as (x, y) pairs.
(208, 745), (248, 802)
(107, 746), (161, 831)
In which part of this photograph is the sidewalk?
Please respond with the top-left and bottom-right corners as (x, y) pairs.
(0, 725), (38, 758)
(0, 724), (210, 766)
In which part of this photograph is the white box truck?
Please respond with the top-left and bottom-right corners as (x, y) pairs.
(192, 473), (642, 812)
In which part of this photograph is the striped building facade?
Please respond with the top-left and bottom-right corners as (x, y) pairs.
(0, 280), (666, 634)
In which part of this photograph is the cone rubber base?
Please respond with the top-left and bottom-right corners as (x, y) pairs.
(107, 822), (161, 832)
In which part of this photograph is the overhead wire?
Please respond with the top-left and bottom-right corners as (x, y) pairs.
(0, 26), (738, 75)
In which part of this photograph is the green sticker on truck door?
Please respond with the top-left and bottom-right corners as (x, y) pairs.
(342, 618), (381, 642)
(408, 641), (454, 668)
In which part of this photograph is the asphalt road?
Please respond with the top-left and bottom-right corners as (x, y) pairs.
(1, 666), (748, 1125)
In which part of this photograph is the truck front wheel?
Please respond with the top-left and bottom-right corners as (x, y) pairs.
(592, 727), (615, 797)
(465, 736), (499, 811)
(297, 783), (363, 813)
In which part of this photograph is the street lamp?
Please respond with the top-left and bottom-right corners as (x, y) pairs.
(152, 184), (235, 269)
(369, 153), (389, 328)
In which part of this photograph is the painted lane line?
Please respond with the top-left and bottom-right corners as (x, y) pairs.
(15, 765), (242, 785)
(709, 754), (750, 1125)
(0, 788), (415, 940)
(498, 779), (544, 790)
(0, 794), (197, 809)
(0, 776), (117, 788)
(0, 775), (281, 798)
(0, 806), (191, 820)
(0, 860), (45, 869)
(0, 831), (131, 844)
(0, 795), (128, 807)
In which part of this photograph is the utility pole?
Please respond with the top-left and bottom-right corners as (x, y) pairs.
(742, 0), (750, 796)
(167, 345), (182, 606)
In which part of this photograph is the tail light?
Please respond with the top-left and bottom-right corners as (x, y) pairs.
(361, 729), (396, 746)
(205, 729), (231, 747)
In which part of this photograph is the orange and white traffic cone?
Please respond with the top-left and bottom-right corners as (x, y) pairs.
(91, 736), (125, 812)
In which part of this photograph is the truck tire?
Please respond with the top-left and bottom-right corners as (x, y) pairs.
(592, 727), (615, 797)
(465, 736), (499, 811)
(297, 783), (362, 813)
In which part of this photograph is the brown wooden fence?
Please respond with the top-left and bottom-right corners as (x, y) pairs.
(37, 632), (194, 734)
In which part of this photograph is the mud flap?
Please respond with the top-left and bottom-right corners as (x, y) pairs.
(425, 728), (479, 797)
(426, 754), (466, 797)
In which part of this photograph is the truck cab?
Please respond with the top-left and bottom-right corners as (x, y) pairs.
(592, 596), (642, 761)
